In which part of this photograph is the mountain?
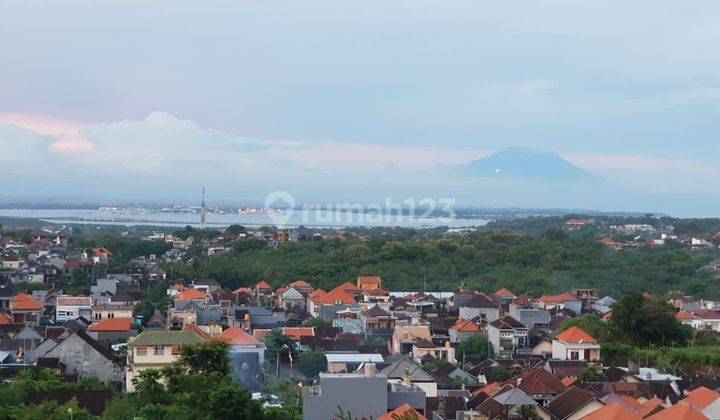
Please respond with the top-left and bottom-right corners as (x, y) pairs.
(452, 147), (600, 182)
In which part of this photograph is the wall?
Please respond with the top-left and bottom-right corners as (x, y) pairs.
(43, 333), (122, 383)
(303, 374), (388, 420)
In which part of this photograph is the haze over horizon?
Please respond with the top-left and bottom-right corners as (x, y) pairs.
(2, 1), (719, 217)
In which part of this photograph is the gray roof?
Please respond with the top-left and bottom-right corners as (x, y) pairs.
(282, 288), (305, 299)
(493, 388), (537, 406)
(380, 353), (434, 382)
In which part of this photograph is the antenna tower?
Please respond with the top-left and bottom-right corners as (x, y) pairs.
(200, 187), (207, 229)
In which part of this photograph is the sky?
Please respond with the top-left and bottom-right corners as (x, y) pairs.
(1, 1), (719, 216)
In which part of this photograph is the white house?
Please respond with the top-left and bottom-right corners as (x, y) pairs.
(55, 295), (93, 322)
(551, 326), (600, 362)
(487, 316), (528, 356)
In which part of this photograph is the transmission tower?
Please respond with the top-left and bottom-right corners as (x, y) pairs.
(200, 187), (207, 230)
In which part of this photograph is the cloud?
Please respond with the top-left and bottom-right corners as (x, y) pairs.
(0, 112), (94, 155)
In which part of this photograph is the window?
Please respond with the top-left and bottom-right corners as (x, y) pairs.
(136, 347), (147, 356)
(570, 351), (579, 360)
(155, 345), (165, 356)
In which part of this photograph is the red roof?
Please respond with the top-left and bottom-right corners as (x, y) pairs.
(310, 289), (326, 299)
(283, 327), (314, 341)
(582, 403), (642, 420)
(561, 377), (577, 387)
(357, 276), (381, 288)
(217, 327), (260, 346)
(683, 386), (720, 409)
(255, 280), (272, 290)
(289, 280), (312, 288)
(516, 367), (566, 396)
(11, 293), (43, 311)
(338, 281), (360, 292)
(88, 317), (134, 332)
(183, 323), (212, 340)
(451, 318), (480, 333)
(539, 292), (579, 303)
(317, 286), (356, 305)
(555, 326), (597, 344)
(379, 403), (426, 420)
(493, 288), (516, 298)
(647, 404), (708, 420)
(275, 287), (287, 294)
(178, 288), (206, 301)
(0, 313), (13, 324)
(234, 287), (253, 294)
(676, 311), (696, 320)
(694, 310), (720, 320)
(171, 283), (186, 291)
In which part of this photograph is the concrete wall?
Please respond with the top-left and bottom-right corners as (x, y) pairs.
(43, 333), (122, 383)
(303, 374), (388, 420)
(459, 307), (499, 323)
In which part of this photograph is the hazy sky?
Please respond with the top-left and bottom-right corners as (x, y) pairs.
(1, 1), (719, 215)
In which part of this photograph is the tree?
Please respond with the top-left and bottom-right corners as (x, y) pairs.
(579, 366), (604, 382)
(226, 224), (247, 236)
(177, 340), (231, 375)
(611, 292), (692, 346)
(297, 351), (327, 378)
(456, 334), (493, 364)
(264, 329), (296, 362)
(487, 366), (510, 382)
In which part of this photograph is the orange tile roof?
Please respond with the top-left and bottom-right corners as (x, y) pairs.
(10, 293), (43, 311)
(581, 403), (642, 420)
(683, 386), (720, 409)
(253, 329), (271, 341)
(493, 288), (516, 298)
(183, 323), (212, 340)
(178, 288), (206, 301)
(310, 289), (326, 299)
(379, 403), (426, 420)
(275, 287), (287, 294)
(539, 292), (579, 303)
(217, 327), (260, 346)
(317, 286), (356, 305)
(283, 327), (314, 341)
(255, 280), (272, 290)
(561, 377), (578, 387)
(472, 382), (502, 397)
(338, 281), (360, 292)
(451, 318), (480, 333)
(637, 398), (665, 418)
(555, 326), (597, 344)
(676, 311), (696, 320)
(88, 317), (134, 332)
(289, 280), (312, 288)
(0, 313), (13, 324)
(234, 287), (253, 294)
(358, 276), (381, 287)
(647, 404), (708, 420)
(171, 283), (186, 291)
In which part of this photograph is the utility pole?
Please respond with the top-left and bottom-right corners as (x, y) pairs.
(200, 187), (207, 230)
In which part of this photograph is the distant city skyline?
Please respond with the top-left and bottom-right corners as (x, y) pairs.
(1, 1), (719, 216)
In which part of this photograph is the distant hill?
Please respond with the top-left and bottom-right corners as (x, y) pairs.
(452, 147), (600, 182)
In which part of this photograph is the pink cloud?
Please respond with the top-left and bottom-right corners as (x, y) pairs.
(0, 112), (94, 155)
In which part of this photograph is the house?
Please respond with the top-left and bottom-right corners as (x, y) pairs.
(493, 288), (517, 305)
(680, 386), (720, 419)
(126, 330), (207, 392)
(412, 339), (456, 365)
(392, 325), (432, 354)
(282, 327), (315, 345)
(458, 294), (499, 323)
(42, 330), (123, 384)
(55, 295), (93, 322)
(288, 280), (314, 294)
(449, 318), (481, 343)
(487, 316), (529, 356)
(326, 353), (384, 373)
(255, 280), (273, 297)
(381, 353), (437, 397)
(509, 296), (551, 329)
(357, 276), (382, 291)
(177, 287), (206, 302)
(10, 293), (43, 325)
(360, 305), (395, 332)
(646, 403), (708, 420)
(552, 326), (601, 362)
(92, 304), (134, 321)
(303, 363), (427, 420)
(310, 286), (357, 320)
(546, 386), (604, 420)
(218, 327), (267, 391)
(511, 366), (567, 405)
(538, 292), (582, 315)
(87, 317), (136, 344)
(430, 363), (478, 389)
(277, 287), (306, 310)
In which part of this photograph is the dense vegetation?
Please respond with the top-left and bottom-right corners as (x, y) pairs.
(166, 231), (719, 298)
